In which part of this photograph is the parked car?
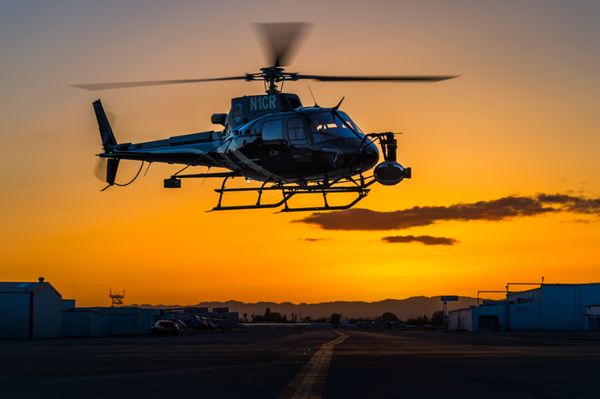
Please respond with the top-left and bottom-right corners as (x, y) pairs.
(150, 320), (180, 336)
(180, 315), (206, 330)
(204, 318), (219, 329)
(175, 319), (189, 335)
(184, 315), (217, 331)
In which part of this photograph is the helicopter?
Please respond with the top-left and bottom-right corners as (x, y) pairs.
(74, 23), (457, 212)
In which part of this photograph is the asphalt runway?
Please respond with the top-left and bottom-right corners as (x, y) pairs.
(1, 329), (600, 398)
(327, 330), (600, 398)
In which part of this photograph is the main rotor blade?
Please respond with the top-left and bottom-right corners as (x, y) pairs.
(255, 22), (310, 67)
(71, 76), (247, 91)
(293, 74), (459, 82)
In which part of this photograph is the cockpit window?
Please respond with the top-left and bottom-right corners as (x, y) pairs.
(308, 112), (362, 138)
(337, 111), (363, 133)
(287, 117), (308, 145)
(261, 120), (284, 141)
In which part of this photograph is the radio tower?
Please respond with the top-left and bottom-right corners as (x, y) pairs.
(109, 289), (125, 307)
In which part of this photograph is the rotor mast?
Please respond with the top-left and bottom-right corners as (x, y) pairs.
(247, 66), (296, 94)
(264, 67), (282, 94)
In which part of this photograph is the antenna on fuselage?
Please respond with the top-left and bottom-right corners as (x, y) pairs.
(332, 96), (345, 111)
(307, 86), (320, 107)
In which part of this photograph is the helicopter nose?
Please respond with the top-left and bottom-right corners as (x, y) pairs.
(358, 142), (379, 171)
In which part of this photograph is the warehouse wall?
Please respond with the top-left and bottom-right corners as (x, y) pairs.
(579, 285), (600, 329)
(32, 285), (62, 338)
(448, 284), (600, 332)
(587, 305), (600, 331)
(0, 293), (30, 339)
(509, 302), (541, 330)
(540, 285), (577, 329)
(80, 307), (159, 336)
(448, 307), (473, 331)
(504, 284), (600, 331)
(472, 305), (504, 331)
(62, 311), (100, 337)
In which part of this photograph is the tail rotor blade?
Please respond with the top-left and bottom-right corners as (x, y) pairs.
(94, 157), (107, 182)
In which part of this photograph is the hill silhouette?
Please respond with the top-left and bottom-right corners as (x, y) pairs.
(186, 296), (479, 320)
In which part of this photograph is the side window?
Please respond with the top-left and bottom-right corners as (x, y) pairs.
(261, 120), (284, 141)
(287, 118), (308, 145)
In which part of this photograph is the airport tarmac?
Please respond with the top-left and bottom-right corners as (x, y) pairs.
(1, 329), (600, 398)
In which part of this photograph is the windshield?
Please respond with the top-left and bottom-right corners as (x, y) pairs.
(308, 111), (363, 138)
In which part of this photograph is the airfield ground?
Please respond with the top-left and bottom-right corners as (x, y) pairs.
(1, 329), (600, 398)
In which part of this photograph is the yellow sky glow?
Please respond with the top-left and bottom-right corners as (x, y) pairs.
(1, 1), (599, 306)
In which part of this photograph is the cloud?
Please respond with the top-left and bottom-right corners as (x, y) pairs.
(560, 219), (591, 225)
(536, 193), (600, 215)
(294, 193), (600, 231)
(303, 238), (330, 242)
(382, 235), (458, 246)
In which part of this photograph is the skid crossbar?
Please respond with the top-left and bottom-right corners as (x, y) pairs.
(209, 176), (375, 212)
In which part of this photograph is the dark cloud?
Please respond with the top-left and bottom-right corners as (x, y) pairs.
(303, 238), (330, 242)
(561, 219), (591, 225)
(382, 235), (458, 246)
(294, 193), (600, 231)
(536, 193), (600, 215)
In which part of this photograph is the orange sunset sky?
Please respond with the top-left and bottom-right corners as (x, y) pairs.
(1, 1), (599, 306)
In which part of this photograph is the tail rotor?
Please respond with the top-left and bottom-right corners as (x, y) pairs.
(94, 157), (106, 182)
(92, 100), (121, 188)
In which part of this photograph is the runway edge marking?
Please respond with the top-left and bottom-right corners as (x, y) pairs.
(280, 330), (349, 399)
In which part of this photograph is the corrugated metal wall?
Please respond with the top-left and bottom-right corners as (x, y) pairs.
(0, 293), (31, 339)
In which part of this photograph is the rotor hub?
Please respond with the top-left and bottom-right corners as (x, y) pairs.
(244, 66), (299, 94)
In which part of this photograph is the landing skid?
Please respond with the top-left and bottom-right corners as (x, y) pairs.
(213, 175), (376, 212)
(166, 172), (376, 212)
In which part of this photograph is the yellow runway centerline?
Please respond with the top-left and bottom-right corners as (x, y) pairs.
(280, 331), (349, 399)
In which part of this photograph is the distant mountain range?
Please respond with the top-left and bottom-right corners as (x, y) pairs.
(138, 296), (480, 320)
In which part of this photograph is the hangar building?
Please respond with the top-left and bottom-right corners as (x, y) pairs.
(61, 306), (160, 337)
(0, 277), (62, 339)
(449, 283), (600, 331)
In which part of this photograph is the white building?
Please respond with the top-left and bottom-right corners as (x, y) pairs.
(449, 283), (600, 332)
(0, 277), (62, 339)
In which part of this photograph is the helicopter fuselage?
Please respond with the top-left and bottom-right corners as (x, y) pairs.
(225, 108), (380, 182)
(104, 104), (379, 183)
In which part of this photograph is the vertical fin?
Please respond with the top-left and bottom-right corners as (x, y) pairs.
(93, 100), (117, 150)
(106, 158), (120, 186)
(93, 100), (119, 187)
